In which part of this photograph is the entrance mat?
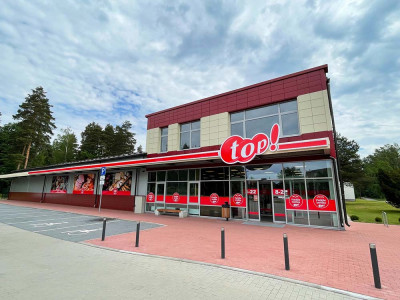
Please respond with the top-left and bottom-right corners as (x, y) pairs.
(242, 221), (285, 228)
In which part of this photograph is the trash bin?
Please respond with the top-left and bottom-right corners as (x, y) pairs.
(221, 202), (231, 221)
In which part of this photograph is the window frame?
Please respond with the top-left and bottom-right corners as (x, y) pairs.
(160, 127), (168, 153)
(180, 120), (200, 150)
(230, 100), (300, 138)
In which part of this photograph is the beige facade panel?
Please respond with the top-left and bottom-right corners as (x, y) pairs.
(298, 89), (332, 134)
(200, 112), (230, 147)
(146, 127), (161, 154)
(167, 123), (180, 152)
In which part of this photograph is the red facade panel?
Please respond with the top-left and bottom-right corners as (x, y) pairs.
(8, 192), (42, 202)
(146, 65), (328, 130)
(94, 195), (135, 211)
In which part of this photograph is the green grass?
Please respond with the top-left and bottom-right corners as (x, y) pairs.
(346, 199), (400, 225)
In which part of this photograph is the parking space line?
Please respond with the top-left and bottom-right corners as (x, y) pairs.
(0, 213), (76, 220)
(7, 215), (94, 225)
(33, 220), (121, 233)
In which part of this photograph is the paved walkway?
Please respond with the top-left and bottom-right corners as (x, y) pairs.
(2, 200), (398, 299)
(0, 222), (367, 300)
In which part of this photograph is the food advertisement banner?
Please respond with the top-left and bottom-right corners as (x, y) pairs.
(307, 194), (337, 212)
(73, 174), (95, 194)
(285, 194), (307, 210)
(50, 176), (69, 193)
(165, 192), (188, 204)
(102, 171), (132, 196)
(200, 194), (230, 206)
(230, 193), (246, 207)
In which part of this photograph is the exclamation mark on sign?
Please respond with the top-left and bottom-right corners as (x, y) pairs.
(269, 124), (280, 151)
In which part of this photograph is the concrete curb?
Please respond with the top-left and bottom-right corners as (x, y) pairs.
(82, 242), (381, 300)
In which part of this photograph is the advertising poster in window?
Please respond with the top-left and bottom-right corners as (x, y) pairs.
(102, 171), (132, 196)
(73, 174), (95, 194)
(50, 176), (69, 193)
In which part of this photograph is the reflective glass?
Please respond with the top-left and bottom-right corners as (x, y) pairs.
(180, 132), (190, 149)
(245, 115), (279, 138)
(148, 172), (156, 182)
(181, 123), (190, 132)
(281, 113), (299, 136)
(157, 171), (166, 181)
(161, 136), (168, 152)
(161, 127), (168, 135)
(201, 167), (229, 180)
(191, 120), (200, 130)
(283, 162), (305, 178)
(231, 122), (244, 137)
(246, 104), (278, 119)
(279, 100), (297, 113)
(231, 111), (244, 122)
(246, 164), (283, 180)
(305, 160), (333, 178)
(230, 166), (245, 180)
(191, 130), (200, 148)
(167, 170), (179, 181)
(189, 169), (200, 181)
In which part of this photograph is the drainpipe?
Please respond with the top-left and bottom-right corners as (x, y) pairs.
(326, 78), (350, 227)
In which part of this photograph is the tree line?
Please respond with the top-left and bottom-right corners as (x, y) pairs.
(0, 87), (141, 176)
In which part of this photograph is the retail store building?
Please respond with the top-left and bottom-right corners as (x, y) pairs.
(1, 65), (347, 229)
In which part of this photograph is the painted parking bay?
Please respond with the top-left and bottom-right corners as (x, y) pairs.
(0, 203), (162, 242)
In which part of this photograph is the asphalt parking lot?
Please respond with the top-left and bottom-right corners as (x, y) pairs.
(0, 203), (162, 242)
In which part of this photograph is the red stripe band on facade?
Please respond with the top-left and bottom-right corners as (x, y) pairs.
(278, 138), (328, 150)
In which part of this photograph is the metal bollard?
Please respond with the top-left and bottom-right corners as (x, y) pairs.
(283, 233), (290, 270)
(369, 243), (381, 289)
(101, 218), (107, 241)
(135, 221), (140, 247)
(382, 211), (389, 227)
(221, 227), (225, 259)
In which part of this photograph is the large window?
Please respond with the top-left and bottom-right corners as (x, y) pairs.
(180, 121), (200, 150)
(230, 100), (299, 137)
(160, 127), (168, 152)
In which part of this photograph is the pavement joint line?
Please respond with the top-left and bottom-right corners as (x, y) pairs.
(0, 213), (74, 220)
(6, 215), (96, 225)
(81, 242), (382, 300)
(33, 220), (121, 233)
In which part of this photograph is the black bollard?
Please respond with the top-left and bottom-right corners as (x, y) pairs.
(221, 227), (225, 259)
(135, 221), (140, 247)
(283, 233), (290, 270)
(369, 243), (381, 289)
(101, 218), (107, 241)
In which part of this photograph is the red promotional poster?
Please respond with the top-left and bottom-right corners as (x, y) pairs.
(285, 194), (307, 210)
(165, 192), (188, 204)
(308, 194), (337, 212)
(247, 188), (258, 195)
(146, 192), (155, 202)
(102, 171), (132, 196)
(200, 194), (229, 206)
(273, 189), (289, 196)
(231, 193), (246, 207)
(50, 176), (69, 193)
(73, 173), (95, 195)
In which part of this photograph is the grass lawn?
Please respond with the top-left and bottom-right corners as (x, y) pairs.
(346, 199), (400, 225)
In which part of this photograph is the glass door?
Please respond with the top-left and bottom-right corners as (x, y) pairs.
(259, 180), (273, 222)
(246, 180), (260, 220)
(272, 180), (286, 222)
(188, 182), (200, 215)
(156, 183), (165, 209)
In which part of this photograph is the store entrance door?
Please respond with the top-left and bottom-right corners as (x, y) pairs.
(259, 180), (273, 222)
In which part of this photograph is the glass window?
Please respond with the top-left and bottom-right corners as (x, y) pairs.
(201, 167), (229, 181)
(230, 100), (299, 138)
(230, 166), (245, 180)
(231, 111), (244, 122)
(246, 164), (283, 180)
(189, 169), (200, 181)
(306, 179), (335, 199)
(178, 170), (188, 181)
(309, 212), (338, 227)
(246, 104), (278, 119)
(167, 170), (179, 181)
(279, 101), (298, 113)
(147, 183), (156, 194)
(180, 120), (200, 150)
(157, 171), (166, 182)
(148, 172), (156, 182)
(201, 181), (229, 197)
(160, 127), (168, 152)
(281, 113), (299, 136)
(305, 160), (333, 178)
(231, 123), (244, 137)
(246, 115), (279, 138)
(283, 162), (305, 178)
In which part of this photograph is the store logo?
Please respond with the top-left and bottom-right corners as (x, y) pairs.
(147, 192), (155, 202)
(210, 193), (219, 204)
(313, 194), (329, 209)
(289, 194), (303, 208)
(232, 193), (244, 205)
(172, 192), (180, 202)
(219, 124), (280, 164)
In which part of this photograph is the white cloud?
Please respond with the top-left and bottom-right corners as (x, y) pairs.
(0, 0), (399, 157)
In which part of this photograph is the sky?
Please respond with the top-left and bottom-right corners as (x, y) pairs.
(0, 0), (399, 157)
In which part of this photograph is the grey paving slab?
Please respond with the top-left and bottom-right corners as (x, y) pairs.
(0, 222), (371, 300)
(0, 203), (162, 242)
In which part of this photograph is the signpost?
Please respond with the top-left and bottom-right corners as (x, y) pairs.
(99, 167), (106, 211)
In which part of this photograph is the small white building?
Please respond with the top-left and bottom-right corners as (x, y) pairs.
(344, 182), (356, 201)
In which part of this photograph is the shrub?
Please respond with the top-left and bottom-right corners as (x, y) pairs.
(350, 215), (359, 221)
(375, 217), (382, 223)
(398, 217), (400, 223)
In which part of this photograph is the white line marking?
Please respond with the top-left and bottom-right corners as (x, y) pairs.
(62, 228), (102, 235)
(32, 222), (69, 228)
(0, 213), (74, 220)
(33, 220), (120, 233)
(7, 215), (93, 225)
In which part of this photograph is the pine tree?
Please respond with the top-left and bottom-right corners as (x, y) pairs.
(13, 87), (56, 169)
(79, 122), (104, 158)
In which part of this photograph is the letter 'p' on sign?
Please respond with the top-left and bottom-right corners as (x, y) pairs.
(219, 124), (280, 164)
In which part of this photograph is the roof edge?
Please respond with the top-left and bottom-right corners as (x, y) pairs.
(145, 64), (328, 118)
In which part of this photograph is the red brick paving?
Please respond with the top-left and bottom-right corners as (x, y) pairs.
(2, 200), (399, 299)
